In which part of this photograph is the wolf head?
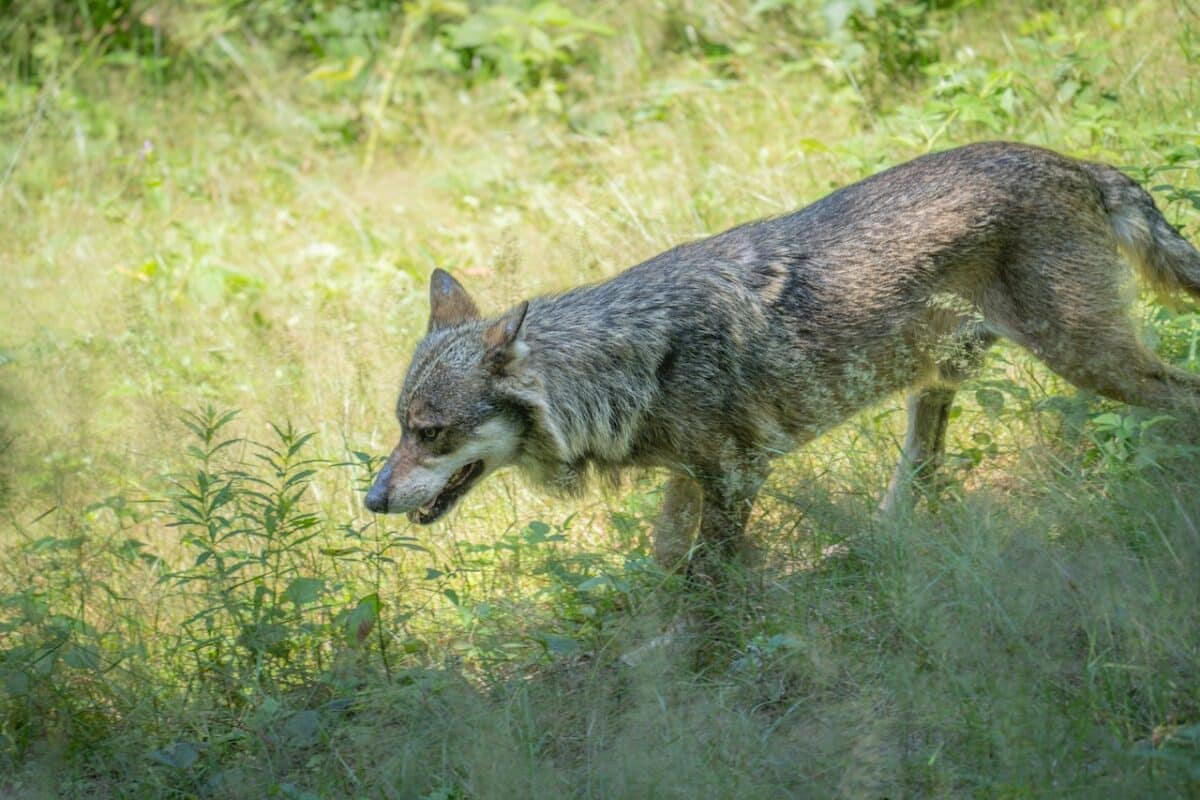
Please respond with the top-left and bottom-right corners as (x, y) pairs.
(365, 269), (529, 523)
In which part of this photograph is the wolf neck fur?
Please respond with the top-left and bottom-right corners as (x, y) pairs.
(495, 291), (669, 491)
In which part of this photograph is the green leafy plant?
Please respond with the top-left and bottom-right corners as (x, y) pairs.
(0, 588), (107, 758)
(164, 408), (332, 699)
(1085, 409), (1178, 474)
(442, 2), (614, 92)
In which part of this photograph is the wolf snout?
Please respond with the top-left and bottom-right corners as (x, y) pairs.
(364, 483), (389, 513)
(365, 464), (392, 513)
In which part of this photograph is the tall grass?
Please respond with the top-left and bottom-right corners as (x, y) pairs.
(2, 1), (1199, 796)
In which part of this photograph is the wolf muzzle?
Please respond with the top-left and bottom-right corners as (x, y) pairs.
(364, 463), (392, 513)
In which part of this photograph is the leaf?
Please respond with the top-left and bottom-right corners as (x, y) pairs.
(304, 56), (366, 84)
(345, 593), (381, 646)
(541, 634), (578, 655)
(282, 577), (326, 607)
(283, 469), (317, 488)
(577, 575), (613, 592)
(286, 432), (317, 457)
(30, 535), (86, 553)
(149, 741), (201, 770)
(1057, 79), (1080, 104)
(283, 709), (322, 747)
(238, 622), (290, 656)
(116, 538), (148, 562)
(215, 409), (241, 430)
(4, 670), (30, 696)
(394, 536), (429, 553)
(766, 633), (803, 652)
(20, 597), (49, 624)
(523, 520), (564, 544)
(975, 387), (1005, 415)
(63, 645), (101, 671)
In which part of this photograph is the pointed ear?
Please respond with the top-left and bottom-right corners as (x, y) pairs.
(483, 301), (529, 372)
(428, 268), (480, 332)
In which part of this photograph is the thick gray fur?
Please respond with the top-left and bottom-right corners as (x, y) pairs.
(367, 142), (1200, 582)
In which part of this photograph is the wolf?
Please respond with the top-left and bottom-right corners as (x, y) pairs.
(365, 142), (1200, 581)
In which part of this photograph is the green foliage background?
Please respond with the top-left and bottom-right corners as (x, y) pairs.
(2, 1), (1200, 797)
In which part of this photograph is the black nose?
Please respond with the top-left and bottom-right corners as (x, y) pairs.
(360, 472), (388, 515)
(364, 483), (389, 513)
(365, 460), (393, 513)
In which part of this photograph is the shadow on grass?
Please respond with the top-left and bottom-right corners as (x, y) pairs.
(19, 457), (1191, 799)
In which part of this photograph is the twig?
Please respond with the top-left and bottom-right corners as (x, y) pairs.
(363, 4), (427, 172)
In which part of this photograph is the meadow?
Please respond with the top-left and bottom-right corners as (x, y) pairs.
(2, 1), (1199, 796)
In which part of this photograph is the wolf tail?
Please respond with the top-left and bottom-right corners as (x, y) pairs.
(1086, 161), (1200, 299)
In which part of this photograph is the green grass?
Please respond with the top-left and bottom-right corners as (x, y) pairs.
(2, 1), (1200, 796)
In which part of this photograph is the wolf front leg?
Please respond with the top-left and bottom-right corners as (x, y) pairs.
(653, 474), (703, 572)
(881, 325), (996, 515)
(687, 465), (766, 587)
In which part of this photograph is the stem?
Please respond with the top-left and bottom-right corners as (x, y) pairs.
(362, 4), (426, 172)
(375, 523), (393, 680)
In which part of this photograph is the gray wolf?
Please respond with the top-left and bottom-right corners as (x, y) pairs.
(365, 142), (1200, 581)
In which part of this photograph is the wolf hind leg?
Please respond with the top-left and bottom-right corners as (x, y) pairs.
(984, 250), (1200, 416)
(881, 325), (997, 515)
(1026, 330), (1200, 416)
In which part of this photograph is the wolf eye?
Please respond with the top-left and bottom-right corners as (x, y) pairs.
(417, 426), (442, 444)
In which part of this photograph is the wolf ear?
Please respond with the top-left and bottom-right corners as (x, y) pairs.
(483, 301), (529, 372)
(428, 268), (480, 332)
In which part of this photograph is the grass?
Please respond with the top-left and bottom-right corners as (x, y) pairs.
(2, 0), (1200, 796)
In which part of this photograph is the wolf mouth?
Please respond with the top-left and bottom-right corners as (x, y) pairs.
(408, 460), (485, 524)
